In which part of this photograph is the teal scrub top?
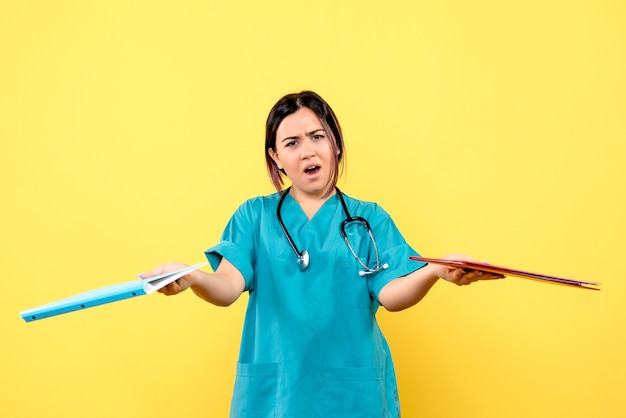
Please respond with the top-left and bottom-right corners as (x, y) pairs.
(205, 192), (425, 418)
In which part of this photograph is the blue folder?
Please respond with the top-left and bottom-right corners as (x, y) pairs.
(20, 263), (207, 322)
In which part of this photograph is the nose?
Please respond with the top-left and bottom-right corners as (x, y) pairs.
(300, 139), (316, 159)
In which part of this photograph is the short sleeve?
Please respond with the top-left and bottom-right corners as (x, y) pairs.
(204, 198), (260, 291)
(364, 204), (427, 299)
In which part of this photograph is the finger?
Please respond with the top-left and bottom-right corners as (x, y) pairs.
(157, 283), (171, 295)
(469, 270), (505, 280)
(464, 272), (505, 285)
(159, 283), (176, 296)
(449, 268), (467, 285)
(462, 270), (483, 281)
(447, 268), (461, 280)
(483, 273), (506, 280)
(138, 265), (166, 279)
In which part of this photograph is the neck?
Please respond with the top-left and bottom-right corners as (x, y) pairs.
(289, 185), (336, 202)
(289, 186), (337, 220)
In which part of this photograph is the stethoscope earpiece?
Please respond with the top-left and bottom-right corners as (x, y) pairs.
(359, 263), (389, 277)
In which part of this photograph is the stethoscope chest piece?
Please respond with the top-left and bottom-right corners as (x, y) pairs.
(297, 250), (310, 271)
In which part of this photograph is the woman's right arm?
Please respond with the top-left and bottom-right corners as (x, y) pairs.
(140, 258), (245, 307)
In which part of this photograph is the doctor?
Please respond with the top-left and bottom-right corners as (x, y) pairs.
(141, 91), (503, 417)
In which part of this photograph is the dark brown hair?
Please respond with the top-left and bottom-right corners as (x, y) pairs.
(265, 91), (345, 195)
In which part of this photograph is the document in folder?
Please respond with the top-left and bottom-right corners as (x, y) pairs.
(409, 256), (600, 290)
(20, 262), (207, 322)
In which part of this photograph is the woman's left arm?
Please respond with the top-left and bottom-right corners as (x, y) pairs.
(378, 254), (504, 312)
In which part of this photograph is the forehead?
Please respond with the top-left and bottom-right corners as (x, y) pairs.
(276, 107), (323, 137)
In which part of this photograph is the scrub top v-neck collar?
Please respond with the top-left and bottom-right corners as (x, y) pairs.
(280, 189), (340, 225)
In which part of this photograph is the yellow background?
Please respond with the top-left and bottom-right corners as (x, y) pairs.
(1, 1), (624, 417)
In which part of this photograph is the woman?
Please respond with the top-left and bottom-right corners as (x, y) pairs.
(141, 91), (503, 417)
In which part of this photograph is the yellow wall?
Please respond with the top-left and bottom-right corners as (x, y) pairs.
(2, 1), (624, 417)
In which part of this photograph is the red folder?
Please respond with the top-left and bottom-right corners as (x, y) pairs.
(409, 256), (600, 290)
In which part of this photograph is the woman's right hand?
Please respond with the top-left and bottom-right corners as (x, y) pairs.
(139, 262), (195, 296)
(140, 258), (244, 306)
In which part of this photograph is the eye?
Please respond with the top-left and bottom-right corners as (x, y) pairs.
(285, 140), (297, 147)
(312, 134), (325, 141)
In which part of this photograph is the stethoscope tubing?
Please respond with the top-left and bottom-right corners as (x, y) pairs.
(277, 187), (387, 275)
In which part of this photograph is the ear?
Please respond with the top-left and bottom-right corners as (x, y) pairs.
(268, 148), (283, 170)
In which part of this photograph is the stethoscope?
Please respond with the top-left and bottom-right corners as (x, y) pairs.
(276, 187), (389, 276)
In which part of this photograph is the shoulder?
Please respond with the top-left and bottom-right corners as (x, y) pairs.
(233, 192), (281, 217)
(341, 192), (407, 238)
(341, 193), (389, 217)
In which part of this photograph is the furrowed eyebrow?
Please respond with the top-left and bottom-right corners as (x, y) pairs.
(307, 129), (326, 137)
(280, 129), (325, 143)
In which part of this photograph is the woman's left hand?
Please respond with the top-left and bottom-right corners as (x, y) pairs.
(439, 254), (505, 286)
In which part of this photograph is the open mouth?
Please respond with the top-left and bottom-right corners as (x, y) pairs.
(304, 165), (321, 175)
